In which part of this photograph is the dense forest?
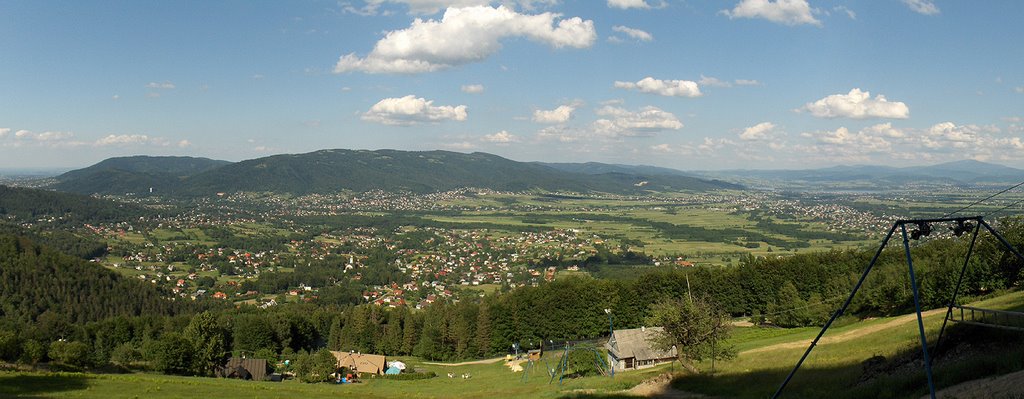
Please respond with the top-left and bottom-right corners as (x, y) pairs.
(0, 185), (151, 227)
(1, 219), (1022, 375)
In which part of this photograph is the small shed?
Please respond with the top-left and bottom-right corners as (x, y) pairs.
(527, 349), (542, 361)
(220, 357), (271, 381)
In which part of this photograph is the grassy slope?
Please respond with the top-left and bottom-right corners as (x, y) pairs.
(676, 290), (1024, 398)
(4, 291), (1024, 399)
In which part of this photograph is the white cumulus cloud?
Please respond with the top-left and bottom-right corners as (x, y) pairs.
(95, 134), (158, 146)
(863, 122), (905, 138)
(614, 77), (702, 97)
(358, 0), (558, 15)
(807, 126), (893, 153)
(593, 104), (683, 137)
(145, 81), (176, 89)
(362, 95), (468, 125)
(11, 130), (74, 142)
(608, 0), (650, 9)
(611, 25), (652, 41)
(699, 75), (762, 88)
(461, 84), (485, 94)
(800, 89), (909, 119)
(739, 122), (777, 141)
(0, 128), (9, 138)
(902, 0), (939, 15)
(721, 0), (822, 27)
(698, 75), (731, 88)
(482, 130), (519, 143)
(334, 6), (596, 74)
(921, 122), (988, 149)
(533, 103), (579, 124)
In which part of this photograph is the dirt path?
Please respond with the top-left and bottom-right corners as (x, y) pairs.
(926, 369), (1024, 399)
(743, 308), (946, 355)
(421, 357), (507, 366)
(621, 372), (706, 398)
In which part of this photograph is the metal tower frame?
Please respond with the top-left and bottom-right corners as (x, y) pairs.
(772, 215), (1024, 399)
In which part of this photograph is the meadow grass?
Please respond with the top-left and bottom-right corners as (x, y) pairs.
(0, 353), (664, 399)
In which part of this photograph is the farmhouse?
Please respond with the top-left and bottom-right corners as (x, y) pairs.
(331, 351), (387, 375)
(605, 327), (677, 371)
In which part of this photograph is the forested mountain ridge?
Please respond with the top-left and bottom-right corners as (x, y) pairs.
(52, 149), (742, 196)
(53, 155), (231, 195)
(536, 161), (695, 177)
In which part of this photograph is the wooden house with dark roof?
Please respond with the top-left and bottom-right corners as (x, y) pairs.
(219, 357), (271, 381)
(605, 327), (677, 371)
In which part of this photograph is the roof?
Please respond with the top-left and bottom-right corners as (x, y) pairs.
(223, 357), (270, 381)
(605, 327), (677, 362)
(331, 351), (387, 375)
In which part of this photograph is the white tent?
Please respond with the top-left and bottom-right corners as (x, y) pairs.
(387, 360), (406, 371)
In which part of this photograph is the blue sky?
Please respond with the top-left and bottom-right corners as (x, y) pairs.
(2, 0), (1023, 170)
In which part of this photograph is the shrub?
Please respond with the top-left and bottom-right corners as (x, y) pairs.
(20, 340), (45, 365)
(48, 340), (92, 368)
(0, 330), (20, 362)
(293, 349), (337, 383)
(110, 342), (141, 367)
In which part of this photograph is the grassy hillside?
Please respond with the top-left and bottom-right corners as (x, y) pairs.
(675, 290), (1024, 398)
(5, 291), (1024, 398)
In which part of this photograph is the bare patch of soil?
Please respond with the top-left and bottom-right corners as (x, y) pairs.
(622, 372), (706, 398)
(928, 369), (1024, 399)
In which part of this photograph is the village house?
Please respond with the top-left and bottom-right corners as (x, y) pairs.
(330, 351), (387, 375)
(605, 327), (677, 371)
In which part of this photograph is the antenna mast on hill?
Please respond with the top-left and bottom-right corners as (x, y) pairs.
(771, 215), (1024, 399)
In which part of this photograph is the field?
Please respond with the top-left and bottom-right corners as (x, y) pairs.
(426, 193), (879, 266)
(6, 290), (1024, 399)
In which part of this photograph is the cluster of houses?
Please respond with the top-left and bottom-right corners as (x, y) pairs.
(219, 326), (678, 384)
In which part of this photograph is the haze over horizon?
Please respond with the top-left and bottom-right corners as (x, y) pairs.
(3, 0), (1023, 170)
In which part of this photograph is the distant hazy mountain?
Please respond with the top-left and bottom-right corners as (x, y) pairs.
(536, 162), (695, 177)
(696, 159), (1024, 188)
(54, 156), (231, 195)
(53, 149), (741, 196)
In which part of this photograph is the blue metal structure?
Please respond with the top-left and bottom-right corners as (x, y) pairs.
(772, 216), (1024, 399)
